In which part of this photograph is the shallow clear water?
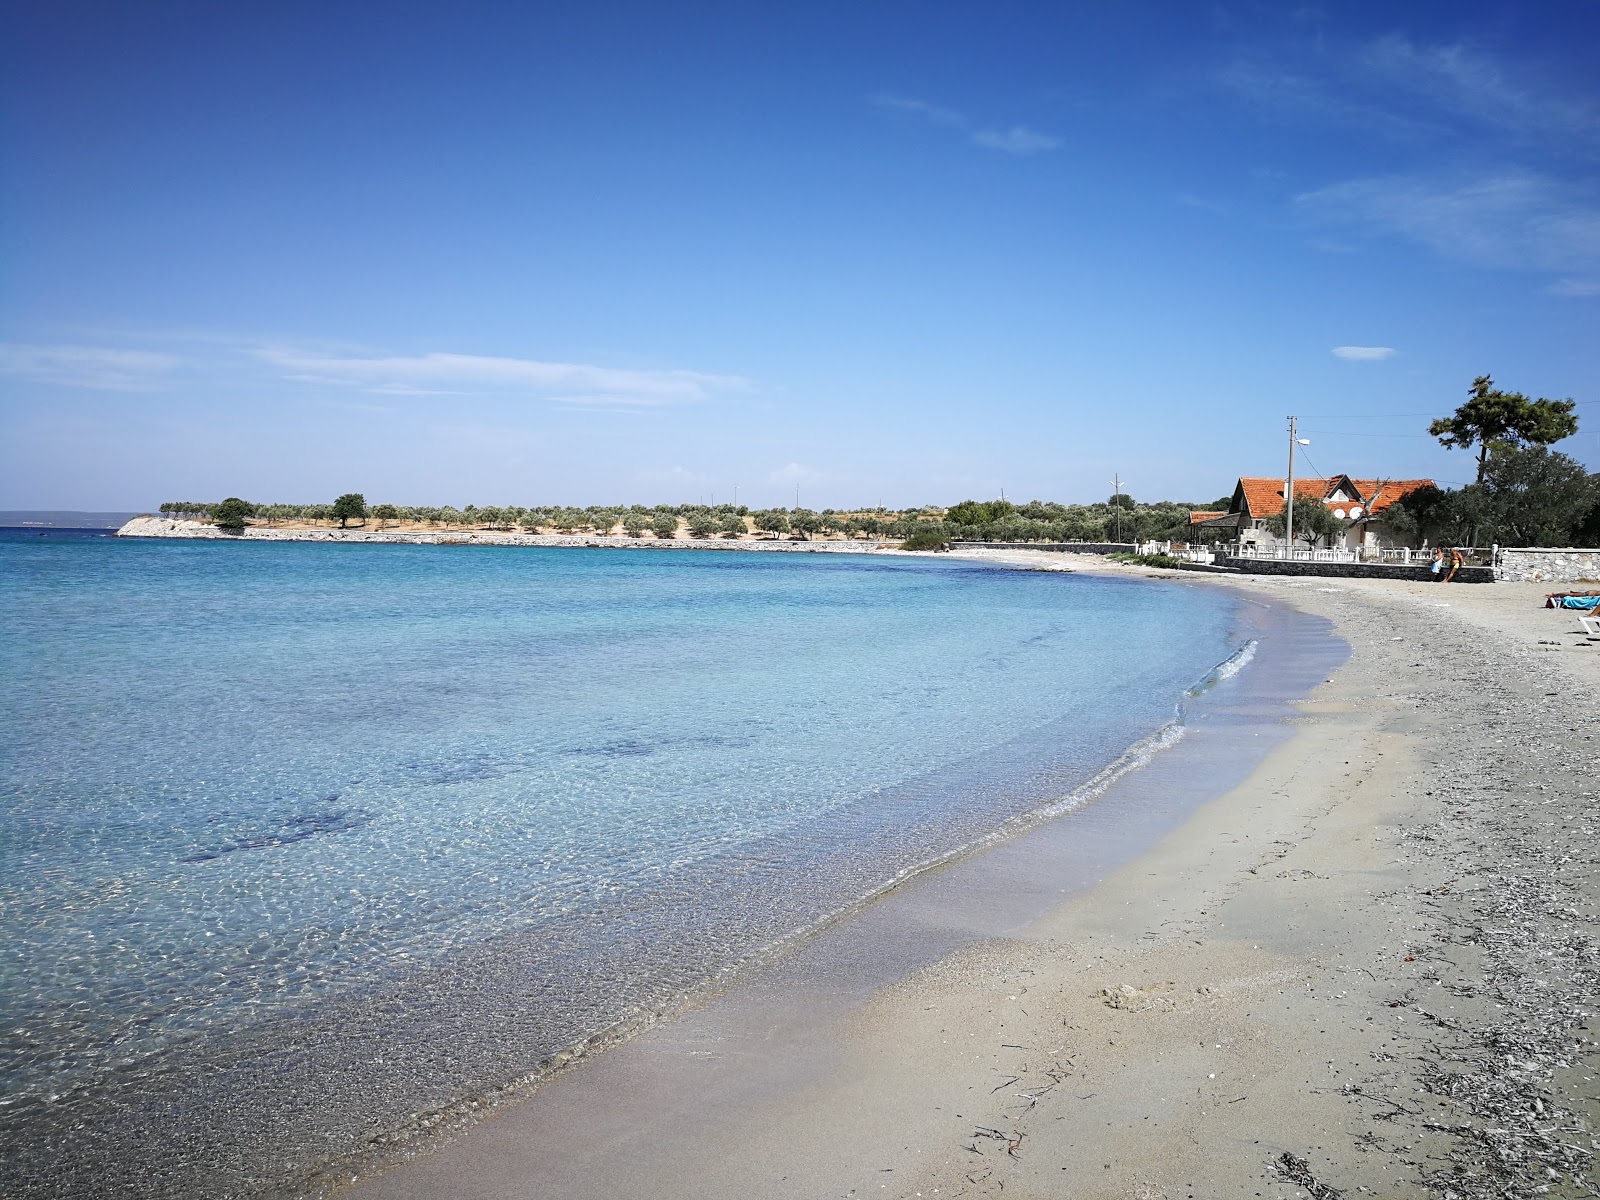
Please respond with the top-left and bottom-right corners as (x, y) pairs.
(0, 531), (1246, 1193)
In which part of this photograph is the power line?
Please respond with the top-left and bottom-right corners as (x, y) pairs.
(1299, 399), (1595, 420)
(1299, 430), (1436, 438)
(1297, 444), (1331, 484)
(1296, 409), (1450, 419)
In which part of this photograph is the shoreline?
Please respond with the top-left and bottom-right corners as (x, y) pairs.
(330, 569), (1343, 1198)
(344, 556), (1600, 1200)
(113, 516), (908, 553)
(0, 544), (1231, 1200)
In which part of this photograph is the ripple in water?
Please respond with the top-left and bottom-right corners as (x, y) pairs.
(0, 535), (1248, 1197)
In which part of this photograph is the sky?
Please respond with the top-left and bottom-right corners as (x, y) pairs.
(2, 0), (1597, 511)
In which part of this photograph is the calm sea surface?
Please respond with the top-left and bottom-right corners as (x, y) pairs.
(0, 530), (1248, 1195)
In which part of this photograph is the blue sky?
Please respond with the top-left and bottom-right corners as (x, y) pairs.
(2, 1), (1596, 510)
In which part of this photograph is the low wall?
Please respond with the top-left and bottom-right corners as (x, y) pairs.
(951, 542), (1137, 555)
(1219, 556), (1495, 584)
(1495, 548), (1600, 584)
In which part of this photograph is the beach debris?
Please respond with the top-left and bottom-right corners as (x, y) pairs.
(1270, 1151), (1344, 1199)
(1100, 982), (1174, 1011)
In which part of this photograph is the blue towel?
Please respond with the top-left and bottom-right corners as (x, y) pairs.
(1555, 595), (1600, 610)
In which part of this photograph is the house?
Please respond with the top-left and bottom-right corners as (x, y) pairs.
(1190, 475), (1436, 551)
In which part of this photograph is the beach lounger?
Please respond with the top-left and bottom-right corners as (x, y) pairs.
(1580, 613), (1600, 638)
(1547, 590), (1600, 609)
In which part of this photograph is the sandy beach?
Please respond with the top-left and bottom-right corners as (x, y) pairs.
(338, 554), (1599, 1200)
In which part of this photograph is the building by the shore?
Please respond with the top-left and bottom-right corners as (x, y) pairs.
(1190, 475), (1435, 552)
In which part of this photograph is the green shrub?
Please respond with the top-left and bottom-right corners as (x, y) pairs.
(1109, 552), (1183, 568)
(900, 530), (949, 552)
(212, 497), (253, 532)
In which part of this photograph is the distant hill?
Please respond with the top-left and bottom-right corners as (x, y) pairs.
(0, 511), (142, 529)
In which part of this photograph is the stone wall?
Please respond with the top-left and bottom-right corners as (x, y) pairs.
(1495, 548), (1600, 584)
(1218, 556), (1496, 584)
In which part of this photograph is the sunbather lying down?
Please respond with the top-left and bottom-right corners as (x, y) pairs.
(1545, 591), (1600, 610)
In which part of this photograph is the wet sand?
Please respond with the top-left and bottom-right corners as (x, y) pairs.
(339, 558), (1599, 1200)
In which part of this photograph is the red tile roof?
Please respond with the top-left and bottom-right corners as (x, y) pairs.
(1234, 476), (1434, 519)
(1189, 510), (1230, 525)
(1237, 477), (1328, 519)
(1345, 478), (1436, 515)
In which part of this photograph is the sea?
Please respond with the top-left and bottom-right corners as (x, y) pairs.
(2, 528), (1264, 1196)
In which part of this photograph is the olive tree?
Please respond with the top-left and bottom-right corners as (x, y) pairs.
(753, 510), (790, 538)
(213, 497), (253, 532)
(789, 509), (823, 539)
(332, 493), (367, 528)
(1267, 497), (1341, 548)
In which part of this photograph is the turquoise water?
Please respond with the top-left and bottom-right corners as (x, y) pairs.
(0, 531), (1246, 1194)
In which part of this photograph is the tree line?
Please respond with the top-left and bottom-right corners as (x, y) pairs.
(161, 377), (1593, 549)
(159, 493), (1217, 542)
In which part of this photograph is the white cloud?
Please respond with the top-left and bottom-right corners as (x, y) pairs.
(1219, 35), (1598, 150)
(873, 94), (966, 129)
(0, 343), (182, 391)
(1215, 59), (1429, 137)
(1358, 35), (1598, 147)
(969, 125), (1060, 155)
(769, 462), (821, 485)
(1547, 278), (1600, 297)
(1296, 172), (1600, 278)
(255, 348), (748, 407)
(873, 94), (1059, 155)
(1331, 346), (1396, 361)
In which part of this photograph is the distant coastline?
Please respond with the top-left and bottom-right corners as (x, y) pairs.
(2, 511), (140, 530)
(114, 516), (909, 554)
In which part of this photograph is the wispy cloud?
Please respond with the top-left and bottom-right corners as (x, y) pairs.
(769, 461), (821, 485)
(0, 343), (182, 391)
(1331, 345), (1396, 361)
(970, 126), (1060, 154)
(1547, 277), (1600, 298)
(255, 348), (749, 407)
(874, 95), (966, 129)
(1296, 172), (1600, 279)
(872, 93), (1060, 155)
(1218, 34), (1597, 151)
(1216, 59), (1427, 137)
(1358, 34), (1598, 149)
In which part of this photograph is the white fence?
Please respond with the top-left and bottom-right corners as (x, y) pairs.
(1215, 542), (1496, 566)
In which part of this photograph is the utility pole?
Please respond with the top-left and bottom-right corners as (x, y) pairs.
(1111, 473), (1123, 543)
(1284, 416), (1308, 557)
(795, 482), (800, 511)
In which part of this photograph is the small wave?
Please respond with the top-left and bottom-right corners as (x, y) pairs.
(1184, 639), (1259, 703)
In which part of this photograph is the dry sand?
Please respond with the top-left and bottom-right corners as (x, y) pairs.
(344, 559), (1599, 1200)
